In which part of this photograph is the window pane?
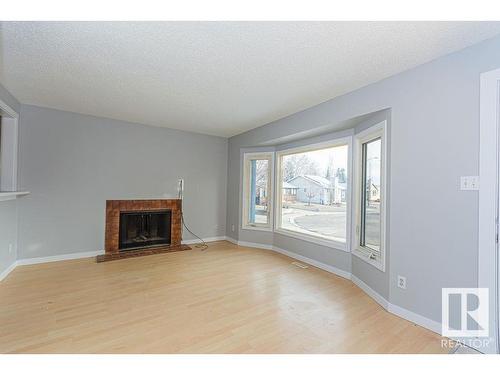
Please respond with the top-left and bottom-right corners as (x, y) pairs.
(280, 144), (348, 243)
(248, 159), (269, 225)
(361, 138), (381, 251)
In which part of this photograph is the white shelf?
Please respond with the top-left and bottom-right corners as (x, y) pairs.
(0, 191), (30, 202)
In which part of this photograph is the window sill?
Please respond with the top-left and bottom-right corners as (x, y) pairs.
(274, 228), (348, 252)
(0, 191), (30, 202)
(352, 247), (385, 272)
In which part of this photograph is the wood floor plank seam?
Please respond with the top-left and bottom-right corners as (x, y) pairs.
(0, 241), (447, 354)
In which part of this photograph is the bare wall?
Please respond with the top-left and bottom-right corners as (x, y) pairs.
(17, 105), (228, 259)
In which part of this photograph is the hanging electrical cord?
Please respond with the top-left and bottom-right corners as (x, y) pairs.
(178, 178), (208, 251)
(181, 210), (208, 251)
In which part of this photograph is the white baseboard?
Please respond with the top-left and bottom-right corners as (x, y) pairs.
(350, 275), (441, 335)
(238, 240), (273, 250)
(388, 303), (441, 335)
(225, 238), (350, 279)
(226, 237), (350, 278)
(350, 274), (441, 335)
(1, 250), (105, 283)
(4, 237), (225, 275)
(182, 236), (227, 245)
(351, 274), (389, 309)
(272, 245), (351, 280)
(3, 236), (444, 339)
(224, 238), (442, 337)
(15, 237), (227, 267)
(0, 261), (17, 282)
(17, 250), (105, 266)
(223, 236), (272, 249)
(225, 236), (238, 245)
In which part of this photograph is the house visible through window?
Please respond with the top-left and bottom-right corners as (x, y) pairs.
(277, 142), (349, 245)
(240, 125), (387, 260)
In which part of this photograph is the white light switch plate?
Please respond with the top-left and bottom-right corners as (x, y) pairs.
(460, 176), (479, 191)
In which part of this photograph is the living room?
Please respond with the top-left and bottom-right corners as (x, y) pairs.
(1, 1), (500, 372)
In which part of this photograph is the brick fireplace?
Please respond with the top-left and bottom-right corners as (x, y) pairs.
(97, 199), (190, 262)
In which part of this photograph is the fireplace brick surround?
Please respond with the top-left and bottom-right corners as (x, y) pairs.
(98, 199), (190, 262)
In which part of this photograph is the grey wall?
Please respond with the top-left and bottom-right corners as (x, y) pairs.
(226, 34), (500, 324)
(17, 105), (228, 259)
(274, 233), (352, 273)
(0, 82), (19, 277)
(0, 200), (18, 276)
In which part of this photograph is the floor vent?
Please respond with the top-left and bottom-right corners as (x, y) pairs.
(292, 261), (309, 269)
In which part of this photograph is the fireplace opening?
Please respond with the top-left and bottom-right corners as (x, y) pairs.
(119, 210), (172, 250)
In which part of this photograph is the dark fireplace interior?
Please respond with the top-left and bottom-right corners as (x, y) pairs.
(119, 210), (172, 250)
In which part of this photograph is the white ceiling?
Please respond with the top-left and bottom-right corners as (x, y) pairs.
(1, 22), (500, 137)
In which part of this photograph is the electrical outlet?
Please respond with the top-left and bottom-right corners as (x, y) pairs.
(8, 243), (13, 254)
(177, 179), (184, 199)
(397, 275), (407, 290)
(460, 176), (479, 191)
(231, 224), (235, 232)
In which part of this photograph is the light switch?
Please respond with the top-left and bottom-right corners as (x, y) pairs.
(460, 176), (480, 191)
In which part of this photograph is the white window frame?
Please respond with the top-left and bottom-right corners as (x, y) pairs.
(0, 99), (19, 192)
(241, 152), (274, 231)
(274, 137), (352, 251)
(352, 121), (387, 271)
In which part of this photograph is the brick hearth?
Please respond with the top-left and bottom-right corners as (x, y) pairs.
(99, 199), (188, 262)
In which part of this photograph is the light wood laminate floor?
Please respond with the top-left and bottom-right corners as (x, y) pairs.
(0, 241), (447, 353)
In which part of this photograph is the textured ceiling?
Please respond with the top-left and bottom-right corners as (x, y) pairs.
(1, 21), (500, 137)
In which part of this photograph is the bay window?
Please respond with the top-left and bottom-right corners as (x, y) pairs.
(240, 123), (387, 264)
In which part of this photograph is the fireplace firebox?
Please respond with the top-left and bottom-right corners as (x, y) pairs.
(119, 210), (172, 250)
